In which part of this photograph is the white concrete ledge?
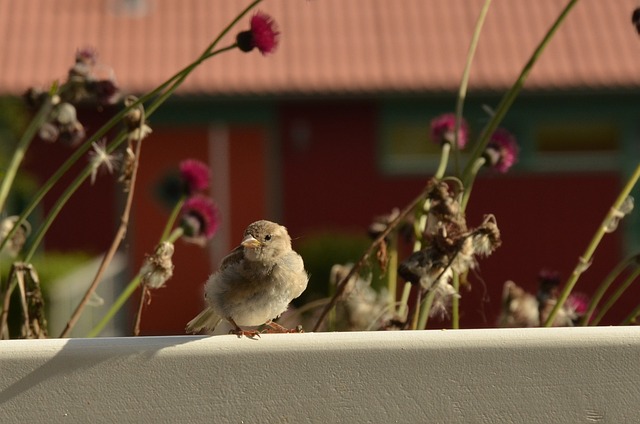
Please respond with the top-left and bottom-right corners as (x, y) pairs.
(2, 327), (640, 423)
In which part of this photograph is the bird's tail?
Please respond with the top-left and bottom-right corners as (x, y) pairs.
(186, 307), (222, 334)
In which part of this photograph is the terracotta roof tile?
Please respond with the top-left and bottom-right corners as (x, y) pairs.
(1, 0), (639, 96)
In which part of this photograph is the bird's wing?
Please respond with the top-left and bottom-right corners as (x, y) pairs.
(219, 245), (245, 270)
(278, 251), (309, 299)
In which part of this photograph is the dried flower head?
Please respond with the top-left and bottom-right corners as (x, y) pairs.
(24, 88), (49, 110)
(484, 128), (519, 173)
(499, 280), (540, 327)
(429, 279), (459, 319)
(400, 180), (474, 292)
(0, 216), (31, 258)
(533, 270), (590, 326)
(540, 299), (578, 327)
(140, 242), (175, 289)
(179, 159), (211, 195)
(91, 79), (121, 105)
(122, 96), (151, 142)
(429, 113), (469, 148)
(10, 262), (48, 338)
(425, 180), (465, 231)
(38, 122), (60, 143)
(119, 146), (136, 192)
(76, 47), (98, 66)
(180, 195), (220, 245)
(34, 100), (87, 146)
(88, 140), (118, 185)
(236, 12), (280, 55)
(471, 215), (502, 257)
(58, 120), (86, 147)
(398, 180), (503, 323)
(52, 102), (77, 125)
(69, 47), (98, 78)
(398, 245), (453, 290)
(536, 268), (561, 308)
(64, 48), (121, 104)
(330, 263), (391, 331)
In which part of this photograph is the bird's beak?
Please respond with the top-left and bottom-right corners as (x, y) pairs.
(241, 235), (261, 249)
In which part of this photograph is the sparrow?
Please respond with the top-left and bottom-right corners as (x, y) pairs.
(186, 220), (309, 338)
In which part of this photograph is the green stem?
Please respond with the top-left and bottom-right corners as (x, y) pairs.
(409, 291), (421, 330)
(451, 272), (460, 329)
(386, 232), (398, 313)
(544, 162), (640, 326)
(161, 196), (186, 241)
(579, 255), (639, 325)
(397, 281), (412, 320)
(461, 0), (581, 183)
(590, 267), (640, 326)
(621, 303), (640, 326)
(453, 0), (492, 177)
(0, 97), (53, 214)
(434, 142), (451, 180)
(412, 209), (428, 253)
(417, 289), (436, 330)
(460, 157), (486, 211)
(165, 227), (184, 244)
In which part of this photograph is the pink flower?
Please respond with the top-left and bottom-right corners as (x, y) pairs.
(236, 12), (280, 55)
(429, 113), (469, 148)
(566, 292), (590, 316)
(484, 128), (519, 173)
(179, 159), (210, 195)
(180, 195), (220, 245)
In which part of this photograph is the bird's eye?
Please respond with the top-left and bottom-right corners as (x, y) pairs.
(264, 234), (272, 241)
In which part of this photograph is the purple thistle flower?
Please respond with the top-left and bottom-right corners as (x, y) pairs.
(180, 195), (220, 245)
(179, 159), (210, 195)
(236, 12), (280, 55)
(429, 113), (469, 148)
(484, 128), (519, 173)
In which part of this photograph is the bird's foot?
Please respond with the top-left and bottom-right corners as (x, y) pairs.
(228, 318), (260, 339)
(229, 327), (261, 339)
(262, 321), (304, 334)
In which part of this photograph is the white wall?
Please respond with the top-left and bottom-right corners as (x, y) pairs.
(2, 327), (639, 423)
